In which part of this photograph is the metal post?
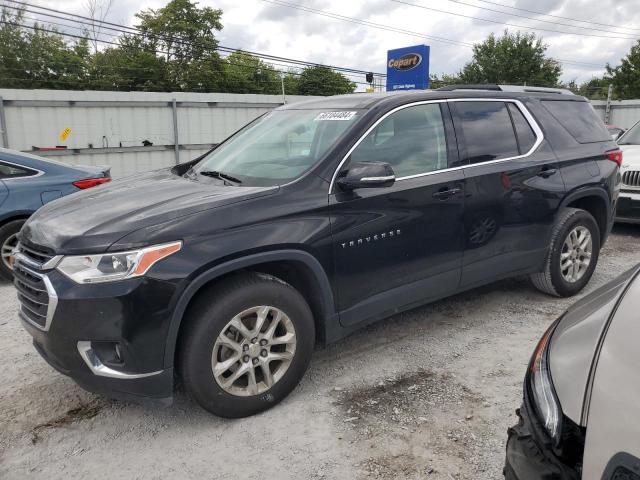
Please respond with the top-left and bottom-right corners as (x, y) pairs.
(281, 75), (286, 105)
(171, 98), (180, 164)
(604, 84), (613, 125)
(0, 96), (9, 148)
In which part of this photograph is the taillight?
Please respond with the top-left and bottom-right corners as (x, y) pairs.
(606, 150), (623, 167)
(73, 177), (111, 189)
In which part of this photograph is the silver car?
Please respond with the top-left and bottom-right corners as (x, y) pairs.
(505, 265), (640, 479)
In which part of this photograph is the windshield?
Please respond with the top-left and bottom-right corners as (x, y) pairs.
(191, 109), (362, 186)
(618, 121), (640, 145)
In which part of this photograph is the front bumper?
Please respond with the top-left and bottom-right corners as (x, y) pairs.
(505, 393), (580, 480)
(615, 190), (640, 223)
(17, 266), (178, 404)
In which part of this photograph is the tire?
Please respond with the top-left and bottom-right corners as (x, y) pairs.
(530, 208), (600, 297)
(0, 219), (25, 281)
(178, 272), (315, 418)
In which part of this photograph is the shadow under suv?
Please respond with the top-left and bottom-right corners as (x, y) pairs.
(14, 85), (621, 418)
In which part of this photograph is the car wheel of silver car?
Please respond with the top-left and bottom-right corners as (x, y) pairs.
(530, 208), (600, 297)
(179, 272), (315, 418)
(0, 219), (25, 281)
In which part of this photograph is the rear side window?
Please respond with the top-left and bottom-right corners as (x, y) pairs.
(507, 103), (537, 154)
(454, 101), (519, 164)
(0, 162), (36, 179)
(541, 100), (610, 143)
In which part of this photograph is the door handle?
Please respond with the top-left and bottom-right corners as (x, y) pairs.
(432, 187), (461, 200)
(537, 168), (558, 179)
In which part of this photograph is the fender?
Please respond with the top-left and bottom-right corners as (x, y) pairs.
(163, 249), (337, 366)
(557, 186), (613, 240)
(558, 186), (611, 217)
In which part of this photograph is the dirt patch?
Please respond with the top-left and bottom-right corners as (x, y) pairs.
(31, 400), (107, 444)
(337, 370), (482, 428)
(335, 370), (492, 479)
(358, 453), (424, 479)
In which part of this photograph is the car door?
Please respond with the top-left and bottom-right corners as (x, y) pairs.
(329, 101), (466, 327)
(450, 99), (565, 288)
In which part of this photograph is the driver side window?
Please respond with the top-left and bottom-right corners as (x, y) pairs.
(350, 103), (448, 178)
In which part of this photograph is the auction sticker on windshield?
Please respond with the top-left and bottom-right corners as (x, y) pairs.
(315, 111), (357, 121)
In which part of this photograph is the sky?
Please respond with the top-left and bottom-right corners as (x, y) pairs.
(33, 0), (640, 88)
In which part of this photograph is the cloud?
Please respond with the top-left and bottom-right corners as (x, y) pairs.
(35, 0), (640, 88)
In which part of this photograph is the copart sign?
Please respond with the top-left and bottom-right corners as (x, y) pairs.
(386, 44), (430, 91)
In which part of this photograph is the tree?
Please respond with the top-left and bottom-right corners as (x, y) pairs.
(89, 35), (170, 91)
(575, 77), (610, 100)
(290, 66), (355, 96)
(459, 30), (562, 87)
(0, 8), (91, 90)
(135, 0), (224, 91)
(222, 51), (281, 94)
(429, 73), (463, 89)
(84, 0), (114, 54)
(606, 40), (640, 99)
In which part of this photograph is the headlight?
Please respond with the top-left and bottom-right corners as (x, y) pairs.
(527, 321), (562, 444)
(56, 241), (182, 284)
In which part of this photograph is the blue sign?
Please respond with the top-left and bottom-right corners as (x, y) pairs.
(386, 44), (430, 91)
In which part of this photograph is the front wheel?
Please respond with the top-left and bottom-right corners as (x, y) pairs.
(178, 273), (315, 418)
(530, 208), (600, 297)
(0, 219), (25, 281)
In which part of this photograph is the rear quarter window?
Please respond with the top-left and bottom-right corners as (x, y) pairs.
(0, 162), (37, 179)
(540, 100), (610, 143)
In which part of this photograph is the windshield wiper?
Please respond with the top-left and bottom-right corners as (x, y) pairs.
(199, 170), (242, 184)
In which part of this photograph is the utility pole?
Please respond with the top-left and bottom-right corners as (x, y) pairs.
(281, 74), (286, 105)
(605, 84), (613, 125)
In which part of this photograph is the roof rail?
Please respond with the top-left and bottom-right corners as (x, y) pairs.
(436, 84), (574, 95)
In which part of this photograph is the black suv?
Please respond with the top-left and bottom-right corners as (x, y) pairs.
(14, 85), (620, 418)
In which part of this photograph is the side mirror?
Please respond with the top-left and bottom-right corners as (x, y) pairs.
(337, 161), (396, 190)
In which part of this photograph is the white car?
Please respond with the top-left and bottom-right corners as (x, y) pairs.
(616, 121), (640, 223)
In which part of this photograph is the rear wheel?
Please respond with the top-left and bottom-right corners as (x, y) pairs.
(0, 219), (25, 281)
(178, 273), (315, 418)
(530, 208), (600, 297)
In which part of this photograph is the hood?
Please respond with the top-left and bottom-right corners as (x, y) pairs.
(21, 168), (277, 254)
(620, 144), (640, 169)
(548, 265), (640, 425)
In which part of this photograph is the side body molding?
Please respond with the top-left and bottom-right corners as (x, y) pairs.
(162, 249), (337, 366)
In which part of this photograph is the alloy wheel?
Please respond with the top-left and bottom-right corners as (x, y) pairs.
(1, 233), (18, 271)
(211, 306), (296, 397)
(560, 226), (592, 283)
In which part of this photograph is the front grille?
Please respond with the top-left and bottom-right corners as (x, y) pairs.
(622, 170), (640, 188)
(19, 242), (55, 266)
(13, 244), (58, 331)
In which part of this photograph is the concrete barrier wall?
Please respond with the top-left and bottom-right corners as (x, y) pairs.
(1, 89), (638, 178)
(0, 89), (320, 178)
(591, 99), (640, 129)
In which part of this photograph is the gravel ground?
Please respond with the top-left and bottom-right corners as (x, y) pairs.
(1, 224), (639, 480)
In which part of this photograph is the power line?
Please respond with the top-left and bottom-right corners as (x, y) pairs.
(0, 20), (375, 87)
(390, 0), (638, 41)
(260, 0), (474, 48)
(441, 0), (640, 36)
(1, 0), (387, 78)
(4, 11), (359, 81)
(261, 0), (609, 71)
(456, 0), (640, 33)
